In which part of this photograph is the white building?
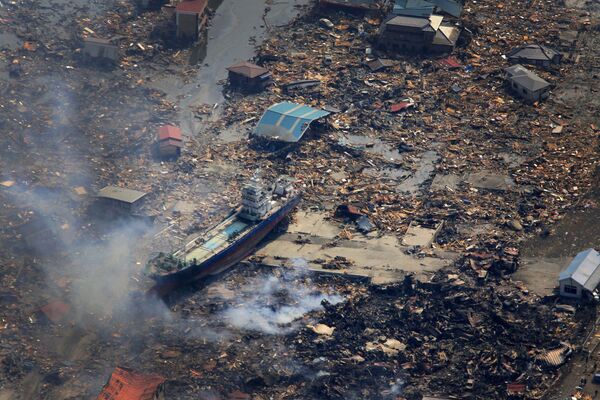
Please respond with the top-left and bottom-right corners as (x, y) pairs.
(558, 249), (600, 299)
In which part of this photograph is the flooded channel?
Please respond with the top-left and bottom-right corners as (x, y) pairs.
(148, 0), (310, 136)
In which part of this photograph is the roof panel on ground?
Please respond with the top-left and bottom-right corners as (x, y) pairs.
(97, 186), (147, 204)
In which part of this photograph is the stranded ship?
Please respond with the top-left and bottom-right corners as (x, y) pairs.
(146, 177), (300, 297)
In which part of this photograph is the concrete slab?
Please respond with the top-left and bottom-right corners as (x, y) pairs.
(430, 173), (461, 191)
(465, 171), (515, 192)
(257, 212), (457, 284)
(512, 257), (569, 297)
(396, 151), (439, 194)
(402, 222), (443, 247)
(288, 211), (342, 239)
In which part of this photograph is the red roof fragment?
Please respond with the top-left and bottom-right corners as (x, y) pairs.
(175, 0), (208, 14)
(39, 300), (70, 323)
(506, 382), (526, 395)
(96, 367), (166, 400)
(157, 125), (182, 142)
(390, 101), (414, 113)
(435, 55), (461, 69)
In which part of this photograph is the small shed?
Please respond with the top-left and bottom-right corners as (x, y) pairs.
(83, 37), (119, 63)
(559, 249), (600, 299)
(97, 186), (148, 214)
(96, 367), (166, 400)
(254, 102), (330, 143)
(157, 125), (183, 158)
(505, 64), (551, 103)
(226, 61), (273, 92)
(507, 44), (561, 68)
(176, 0), (208, 41)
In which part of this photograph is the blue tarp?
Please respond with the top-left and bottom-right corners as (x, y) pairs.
(254, 102), (330, 143)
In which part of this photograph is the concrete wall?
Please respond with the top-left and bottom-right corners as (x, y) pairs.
(177, 12), (198, 40)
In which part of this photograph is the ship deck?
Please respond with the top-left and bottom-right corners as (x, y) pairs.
(178, 216), (252, 264)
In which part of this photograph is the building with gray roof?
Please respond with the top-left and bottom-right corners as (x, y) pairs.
(505, 64), (551, 103)
(378, 14), (460, 54)
(559, 249), (600, 299)
(97, 186), (148, 214)
(507, 44), (561, 68)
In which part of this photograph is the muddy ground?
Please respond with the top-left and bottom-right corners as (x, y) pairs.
(0, 0), (599, 399)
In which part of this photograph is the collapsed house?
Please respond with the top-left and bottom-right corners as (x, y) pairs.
(507, 44), (561, 68)
(253, 102), (330, 143)
(505, 64), (551, 103)
(392, 0), (462, 18)
(175, 0), (208, 41)
(378, 14), (460, 54)
(96, 367), (166, 400)
(96, 186), (148, 214)
(226, 61), (273, 93)
(82, 37), (119, 63)
(558, 248), (600, 299)
(156, 125), (183, 158)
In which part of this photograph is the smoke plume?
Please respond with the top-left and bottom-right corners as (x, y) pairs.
(221, 260), (343, 334)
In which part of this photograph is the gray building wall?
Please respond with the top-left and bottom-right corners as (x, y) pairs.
(559, 277), (583, 299)
(507, 78), (550, 103)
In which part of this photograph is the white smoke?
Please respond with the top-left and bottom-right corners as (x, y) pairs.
(221, 260), (343, 334)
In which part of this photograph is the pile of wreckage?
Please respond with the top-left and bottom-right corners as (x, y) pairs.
(1, 0), (599, 398)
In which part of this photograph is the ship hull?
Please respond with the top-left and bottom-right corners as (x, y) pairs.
(147, 194), (301, 297)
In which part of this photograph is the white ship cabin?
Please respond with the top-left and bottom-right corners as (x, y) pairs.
(239, 179), (273, 221)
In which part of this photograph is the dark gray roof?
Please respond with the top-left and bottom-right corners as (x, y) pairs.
(505, 64), (550, 91)
(386, 15), (431, 28)
(97, 186), (147, 204)
(507, 44), (560, 62)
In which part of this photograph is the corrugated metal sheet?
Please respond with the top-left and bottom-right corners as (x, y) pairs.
(559, 248), (600, 291)
(254, 102), (330, 142)
(536, 344), (572, 368)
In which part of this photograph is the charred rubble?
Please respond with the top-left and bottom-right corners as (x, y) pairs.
(0, 0), (599, 399)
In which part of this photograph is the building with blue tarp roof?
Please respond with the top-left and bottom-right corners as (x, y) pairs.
(253, 102), (330, 143)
